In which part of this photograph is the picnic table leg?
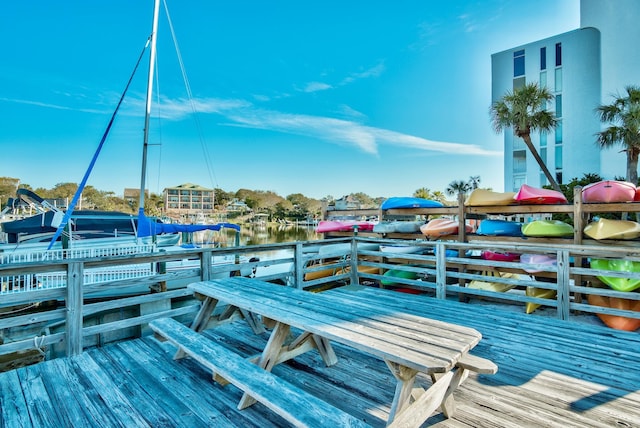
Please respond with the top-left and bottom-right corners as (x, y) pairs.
(189, 296), (220, 332)
(386, 361), (454, 427)
(238, 321), (291, 410)
(437, 366), (468, 418)
(385, 362), (418, 422)
(172, 296), (220, 360)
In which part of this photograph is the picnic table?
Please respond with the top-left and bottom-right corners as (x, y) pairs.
(153, 277), (496, 427)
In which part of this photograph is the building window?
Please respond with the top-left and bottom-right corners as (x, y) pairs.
(513, 76), (526, 90)
(540, 47), (546, 70)
(540, 71), (547, 88)
(513, 175), (526, 192)
(555, 43), (562, 67)
(540, 132), (547, 147)
(555, 145), (563, 170)
(513, 150), (526, 173)
(555, 68), (562, 92)
(540, 172), (547, 186)
(556, 171), (563, 185)
(555, 121), (562, 144)
(555, 95), (562, 118)
(514, 49), (525, 77)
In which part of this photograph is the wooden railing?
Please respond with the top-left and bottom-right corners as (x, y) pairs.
(1, 236), (639, 368)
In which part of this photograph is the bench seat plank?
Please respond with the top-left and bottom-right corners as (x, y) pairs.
(149, 318), (370, 428)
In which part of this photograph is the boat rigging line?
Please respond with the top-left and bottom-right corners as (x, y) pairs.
(46, 34), (155, 251)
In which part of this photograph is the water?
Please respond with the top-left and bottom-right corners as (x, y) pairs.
(241, 224), (320, 246)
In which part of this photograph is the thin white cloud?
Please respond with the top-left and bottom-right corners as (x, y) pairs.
(0, 97), (105, 114)
(224, 106), (500, 157)
(340, 62), (385, 85)
(302, 82), (333, 93)
(122, 95), (251, 120)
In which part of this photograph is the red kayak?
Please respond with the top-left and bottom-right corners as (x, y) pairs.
(481, 250), (521, 262)
(515, 184), (567, 204)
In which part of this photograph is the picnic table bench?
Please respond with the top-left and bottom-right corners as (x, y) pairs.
(154, 277), (497, 427)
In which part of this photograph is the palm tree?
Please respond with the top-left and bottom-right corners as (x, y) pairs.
(490, 82), (561, 192)
(446, 180), (470, 197)
(468, 176), (481, 190)
(595, 85), (640, 185)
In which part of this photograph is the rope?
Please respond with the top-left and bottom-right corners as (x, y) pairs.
(33, 334), (47, 357)
(162, 0), (219, 190)
(46, 37), (153, 250)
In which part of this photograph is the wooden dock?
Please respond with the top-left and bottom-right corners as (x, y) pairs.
(2, 285), (639, 427)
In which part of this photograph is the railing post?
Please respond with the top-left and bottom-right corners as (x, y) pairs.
(294, 242), (304, 288)
(66, 261), (84, 357)
(557, 250), (571, 320)
(201, 250), (212, 281)
(350, 237), (359, 286)
(435, 242), (447, 299)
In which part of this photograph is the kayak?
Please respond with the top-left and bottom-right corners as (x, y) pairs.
(522, 220), (573, 237)
(583, 218), (640, 240)
(381, 197), (443, 210)
(582, 180), (636, 203)
(465, 189), (516, 206)
(590, 258), (640, 292)
(481, 250), (521, 262)
(467, 271), (522, 293)
(587, 294), (640, 331)
(525, 286), (557, 314)
(420, 218), (472, 239)
(381, 268), (419, 286)
(515, 184), (568, 204)
(520, 253), (556, 273)
(316, 220), (375, 233)
(477, 219), (523, 236)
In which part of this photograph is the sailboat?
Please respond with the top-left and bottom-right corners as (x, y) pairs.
(0, 0), (256, 290)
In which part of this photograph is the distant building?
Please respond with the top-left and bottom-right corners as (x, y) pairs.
(334, 195), (362, 210)
(225, 198), (250, 213)
(163, 183), (215, 216)
(123, 188), (149, 207)
(491, 0), (640, 191)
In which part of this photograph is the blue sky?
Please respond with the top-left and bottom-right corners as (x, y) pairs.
(0, 0), (579, 200)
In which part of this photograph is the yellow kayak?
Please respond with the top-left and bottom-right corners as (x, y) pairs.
(584, 218), (640, 240)
(525, 286), (556, 314)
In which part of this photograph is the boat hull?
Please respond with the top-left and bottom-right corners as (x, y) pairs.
(465, 189), (516, 206)
(587, 294), (640, 331)
(477, 219), (523, 236)
(315, 220), (375, 233)
(468, 271), (520, 293)
(420, 219), (471, 239)
(583, 218), (640, 240)
(381, 197), (443, 210)
(525, 287), (557, 314)
(522, 220), (573, 237)
(591, 259), (640, 292)
(582, 180), (636, 203)
(515, 184), (567, 204)
(481, 250), (521, 262)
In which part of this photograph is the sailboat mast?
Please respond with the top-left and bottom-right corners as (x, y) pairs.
(139, 0), (161, 211)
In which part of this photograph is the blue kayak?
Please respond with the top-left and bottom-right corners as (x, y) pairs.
(477, 219), (523, 236)
(381, 197), (444, 210)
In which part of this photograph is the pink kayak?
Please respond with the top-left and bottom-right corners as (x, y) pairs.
(315, 220), (375, 233)
(515, 184), (567, 204)
(582, 180), (636, 203)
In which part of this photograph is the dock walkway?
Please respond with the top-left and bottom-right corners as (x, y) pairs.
(2, 286), (640, 427)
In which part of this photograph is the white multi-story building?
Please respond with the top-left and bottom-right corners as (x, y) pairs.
(492, 0), (640, 191)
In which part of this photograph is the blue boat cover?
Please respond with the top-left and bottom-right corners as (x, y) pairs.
(381, 197), (444, 210)
(136, 208), (240, 237)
